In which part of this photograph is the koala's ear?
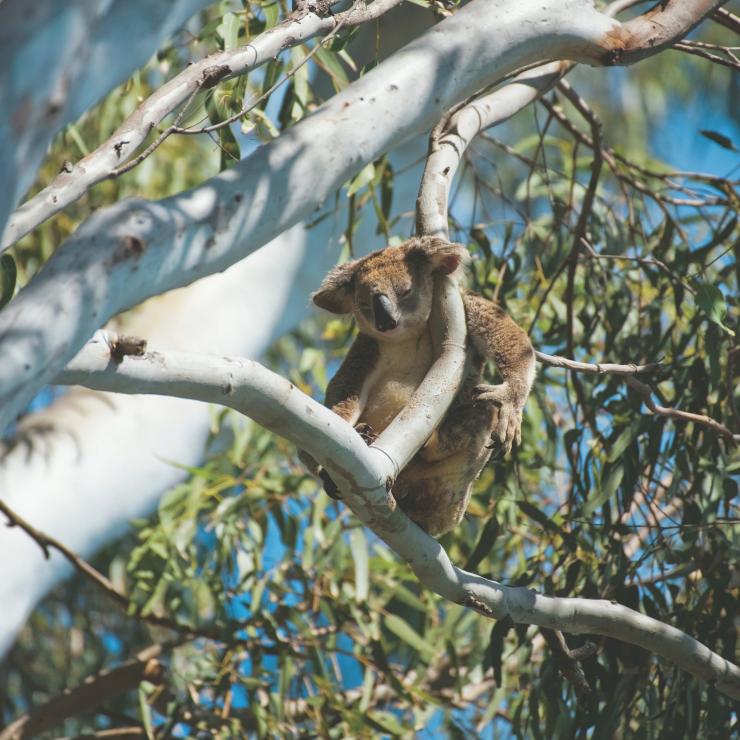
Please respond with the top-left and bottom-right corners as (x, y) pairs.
(406, 236), (469, 275)
(312, 261), (357, 314)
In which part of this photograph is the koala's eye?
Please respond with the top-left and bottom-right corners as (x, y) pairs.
(399, 286), (413, 299)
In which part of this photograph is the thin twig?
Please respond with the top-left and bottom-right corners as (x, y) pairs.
(0, 644), (165, 740)
(540, 628), (596, 700)
(711, 6), (740, 34)
(173, 16), (350, 136)
(535, 351), (736, 442)
(110, 82), (204, 177)
(673, 41), (740, 71)
(0, 499), (219, 637)
(624, 375), (737, 442)
(535, 351), (660, 376)
(557, 79), (604, 436)
(540, 97), (733, 208)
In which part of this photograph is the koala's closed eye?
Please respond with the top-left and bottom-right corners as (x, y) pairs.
(398, 285), (413, 298)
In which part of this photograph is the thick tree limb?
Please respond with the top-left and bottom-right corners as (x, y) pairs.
(415, 61), (569, 239)
(52, 335), (740, 700)
(0, 0), (404, 249)
(0, 219), (353, 657)
(0, 0), (214, 239)
(0, 0), (722, 434)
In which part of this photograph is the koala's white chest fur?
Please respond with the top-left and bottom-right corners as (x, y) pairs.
(360, 331), (434, 431)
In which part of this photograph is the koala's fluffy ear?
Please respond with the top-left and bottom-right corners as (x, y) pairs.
(312, 261), (357, 314)
(406, 236), (469, 276)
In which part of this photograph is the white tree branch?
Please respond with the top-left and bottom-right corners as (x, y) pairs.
(54, 334), (740, 700)
(0, 0), (213, 235)
(9, 0), (721, 432)
(0, 0), (404, 250)
(415, 60), (569, 239)
(0, 218), (350, 657)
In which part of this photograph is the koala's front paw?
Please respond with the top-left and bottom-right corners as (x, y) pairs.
(473, 383), (523, 454)
(355, 422), (377, 446)
(320, 469), (341, 500)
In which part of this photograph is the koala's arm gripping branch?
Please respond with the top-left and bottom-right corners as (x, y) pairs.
(463, 293), (536, 402)
(324, 334), (379, 426)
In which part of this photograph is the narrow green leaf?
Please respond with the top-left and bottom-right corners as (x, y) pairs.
(464, 515), (500, 571)
(0, 254), (17, 310)
(314, 46), (350, 91)
(384, 614), (436, 660)
(217, 12), (239, 51)
(694, 282), (735, 336)
(583, 463), (624, 516)
(607, 419), (640, 463)
(346, 162), (375, 197)
(699, 129), (737, 151)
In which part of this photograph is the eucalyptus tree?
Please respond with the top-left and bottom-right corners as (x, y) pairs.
(1, 1), (738, 737)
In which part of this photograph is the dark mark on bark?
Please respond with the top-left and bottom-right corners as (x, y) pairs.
(463, 593), (496, 617)
(386, 489), (397, 512)
(114, 140), (130, 158)
(112, 235), (146, 264)
(201, 64), (232, 89)
(110, 335), (147, 364)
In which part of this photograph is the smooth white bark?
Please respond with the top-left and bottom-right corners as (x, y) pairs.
(0, 0), (623, 433)
(416, 61), (568, 239)
(53, 336), (740, 700)
(0, 219), (344, 656)
(0, 127), (427, 657)
(1, 0), (405, 250)
(0, 0), (212, 233)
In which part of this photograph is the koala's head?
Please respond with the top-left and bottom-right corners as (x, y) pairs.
(313, 237), (468, 340)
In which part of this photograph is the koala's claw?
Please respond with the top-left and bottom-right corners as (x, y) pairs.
(320, 469), (341, 500)
(473, 383), (523, 455)
(355, 422), (377, 445)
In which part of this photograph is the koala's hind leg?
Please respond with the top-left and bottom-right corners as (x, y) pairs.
(463, 292), (535, 453)
(418, 400), (496, 464)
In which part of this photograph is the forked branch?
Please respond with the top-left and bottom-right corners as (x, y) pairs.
(51, 334), (740, 699)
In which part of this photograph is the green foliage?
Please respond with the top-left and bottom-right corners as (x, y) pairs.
(2, 1), (739, 738)
(0, 254), (16, 310)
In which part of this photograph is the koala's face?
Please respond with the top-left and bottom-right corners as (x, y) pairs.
(350, 248), (432, 339)
(313, 237), (468, 341)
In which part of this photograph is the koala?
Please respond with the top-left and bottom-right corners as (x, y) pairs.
(301, 236), (535, 536)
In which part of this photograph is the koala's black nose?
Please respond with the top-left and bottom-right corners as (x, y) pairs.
(373, 293), (398, 332)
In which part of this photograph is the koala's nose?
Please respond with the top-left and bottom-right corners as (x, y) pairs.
(373, 293), (398, 332)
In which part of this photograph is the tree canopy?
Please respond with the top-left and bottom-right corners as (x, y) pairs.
(0, 1), (738, 737)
